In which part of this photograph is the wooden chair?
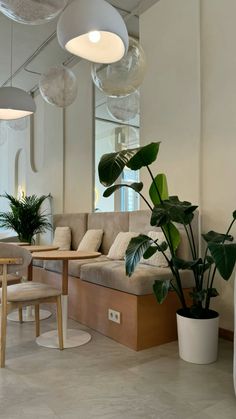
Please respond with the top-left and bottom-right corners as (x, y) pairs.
(0, 244), (63, 368)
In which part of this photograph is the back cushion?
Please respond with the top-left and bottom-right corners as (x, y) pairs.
(87, 212), (129, 255)
(129, 210), (153, 235)
(53, 213), (87, 250)
(77, 229), (103, 252)
(53, 227), (71, 251)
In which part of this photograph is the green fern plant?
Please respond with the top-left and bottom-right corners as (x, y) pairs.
(0, 193), (52, 244)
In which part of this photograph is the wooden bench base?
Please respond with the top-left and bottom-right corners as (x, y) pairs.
(33, 266), (191, 351)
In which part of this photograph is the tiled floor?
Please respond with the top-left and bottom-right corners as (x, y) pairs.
(0, 311), (235, 419)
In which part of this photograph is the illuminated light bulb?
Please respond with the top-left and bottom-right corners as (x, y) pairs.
(88, 31), (101, 43)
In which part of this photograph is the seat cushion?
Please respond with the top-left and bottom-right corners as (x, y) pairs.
(80, 261), (194, 296)
(44, 255), (110, 278)
(0, 282), (61, 302)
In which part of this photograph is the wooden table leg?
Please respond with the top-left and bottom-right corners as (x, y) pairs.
(28, 262), (33, 281)
(62, 260), (68, 295)
(61, 260), (68, 341)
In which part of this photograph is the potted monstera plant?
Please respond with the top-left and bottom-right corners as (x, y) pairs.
(0, 193), (52, 244)
(98, 142), (236, 364)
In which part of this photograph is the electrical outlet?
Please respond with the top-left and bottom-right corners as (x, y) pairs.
(108, 309), (121, 324)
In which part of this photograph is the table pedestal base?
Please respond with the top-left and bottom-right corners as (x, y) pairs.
(36, 329), (91, 349)
(8, 307), (52, 322)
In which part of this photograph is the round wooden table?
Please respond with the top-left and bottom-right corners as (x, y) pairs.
(8, 245), (59, 323)
(7, 242), (30, 246)
(32, 250), (100, 349)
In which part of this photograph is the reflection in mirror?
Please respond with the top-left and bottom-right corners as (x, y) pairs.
(94, 86), (140, 212)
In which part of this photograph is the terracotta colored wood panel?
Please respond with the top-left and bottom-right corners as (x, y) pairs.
(78, 280), (138, 350)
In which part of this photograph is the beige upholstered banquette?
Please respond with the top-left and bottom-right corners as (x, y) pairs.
(33, 210), (198, 350)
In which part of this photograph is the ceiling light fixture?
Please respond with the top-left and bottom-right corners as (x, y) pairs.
(0, 22), (36, 120)
(57, 0), (129, 64)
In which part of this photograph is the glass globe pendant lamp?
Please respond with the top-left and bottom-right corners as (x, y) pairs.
(0, 0), (67, 25)
(107, 91), (140, 123)
(39, 66), (78, 108)
(91, 37), (146, 97)
(57, 0), (129, 64)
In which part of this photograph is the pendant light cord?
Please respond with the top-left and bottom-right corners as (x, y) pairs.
(10, 21), (13, 87)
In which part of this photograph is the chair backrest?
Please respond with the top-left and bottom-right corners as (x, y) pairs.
(0, 244), (32, 274)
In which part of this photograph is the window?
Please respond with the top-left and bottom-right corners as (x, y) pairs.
(94, 87), (140, 212)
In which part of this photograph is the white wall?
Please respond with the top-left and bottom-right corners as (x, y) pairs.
(201, 0), (236, 330)
(64, 61), (94, 213)
(140, 0), (201, 205)
(140, 0), (236, 331)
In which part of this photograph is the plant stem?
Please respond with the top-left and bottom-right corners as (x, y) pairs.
(183, 224), (195, 260)
(189, 223), (197, 259)
(152, 239), (171, 265)
(174, 268), (187, 308)
(170, 280), (183, 302)
(224, 219), (235, 240)
(139, 193), (153, 211)
(205, 218), (236, 310)
(200, 246), (209, 289)
(206, 264), (212, 291)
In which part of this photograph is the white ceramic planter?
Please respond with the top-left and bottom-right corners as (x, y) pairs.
(234, 277), (236, 395)
(176, 309), (219, 364)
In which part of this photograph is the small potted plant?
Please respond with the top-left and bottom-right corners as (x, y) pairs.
(0, 193), (52, 244)
(98, 142), (236, 364)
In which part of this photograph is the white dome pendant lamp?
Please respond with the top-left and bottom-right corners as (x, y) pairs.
(57, 0), (129, 64)
(0, 23), (36, 120)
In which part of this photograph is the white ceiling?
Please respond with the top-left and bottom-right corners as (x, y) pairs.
(0, 0), (159, 91)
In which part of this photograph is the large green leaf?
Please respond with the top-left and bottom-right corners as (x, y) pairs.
(98, 149), (137, 187)
(125, 235), (151, 276)
(103, 182), (143, 198)
(142, 246), (159, 259)
(202, 230), (233, 243)
(127, 142), (160, 170)
(143, 241), (168, 260)
(149, 173), (169, 206)
(151, 206), (170, 227)
(208, 242), (236, 280)
(163, 196), (198, 225)
(162, 222), (181, 253)
(150, 197), (197, 229)
(153, 279), (170, 304)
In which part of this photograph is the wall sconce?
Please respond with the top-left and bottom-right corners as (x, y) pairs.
(17, 186), (25, 201)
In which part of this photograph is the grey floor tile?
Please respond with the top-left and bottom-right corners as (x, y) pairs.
(0, 310), (234, 419)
